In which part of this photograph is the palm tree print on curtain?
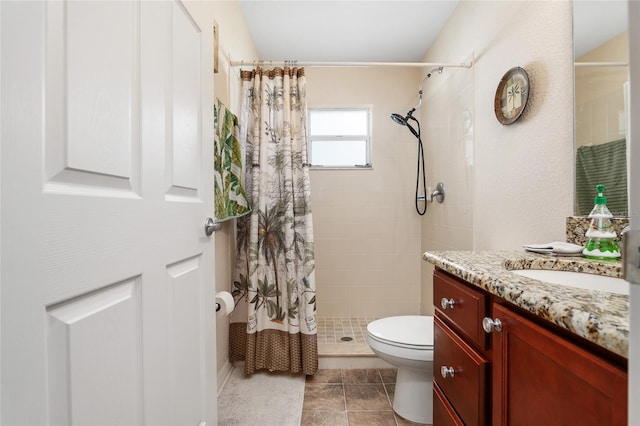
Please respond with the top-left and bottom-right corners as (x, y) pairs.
(229, 66), (317, 375)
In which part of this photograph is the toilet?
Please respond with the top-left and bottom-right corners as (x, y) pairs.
(366, 315), (434, 424)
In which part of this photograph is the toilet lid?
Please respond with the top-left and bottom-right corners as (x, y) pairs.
(367, 315), (433, 348)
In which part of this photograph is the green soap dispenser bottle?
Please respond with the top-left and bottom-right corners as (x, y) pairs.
(582, 184), (621, 260)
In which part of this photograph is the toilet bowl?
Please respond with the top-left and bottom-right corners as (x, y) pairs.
(366, 315), (434, 425)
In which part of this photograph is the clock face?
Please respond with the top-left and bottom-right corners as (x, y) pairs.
(494, 67), (530, 125)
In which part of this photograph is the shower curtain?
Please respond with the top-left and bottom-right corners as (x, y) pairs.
(229, 66), (318, 375)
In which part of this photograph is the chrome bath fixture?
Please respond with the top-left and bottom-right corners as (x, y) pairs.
(390, 67), (443, 215)
(430, 182), (445, 204)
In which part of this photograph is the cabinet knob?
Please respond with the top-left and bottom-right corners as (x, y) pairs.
(440, 298), (455, 310)
(440, 366), (455, 379)
(482, 317), (503, 333)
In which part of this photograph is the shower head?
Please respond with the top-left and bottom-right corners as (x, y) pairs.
(391, 107), (416, 125)
(390, 110), (419, 139)
(391, 113), (408, 126)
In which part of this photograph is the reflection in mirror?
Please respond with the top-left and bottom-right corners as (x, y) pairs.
(573, 0), (629, 216)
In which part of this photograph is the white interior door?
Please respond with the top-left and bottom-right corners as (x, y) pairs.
(0, 1), (216, 424)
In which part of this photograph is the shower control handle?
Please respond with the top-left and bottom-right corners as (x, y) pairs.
(440, 298), (455, 310)
(430, 182), (445, 204)
(440, 366), (455, 379)
(482, 317), (503, 333)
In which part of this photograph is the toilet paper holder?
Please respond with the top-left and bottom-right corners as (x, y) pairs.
(215, 291), (235, 315)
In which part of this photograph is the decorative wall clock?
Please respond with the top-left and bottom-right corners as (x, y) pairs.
(494, 67), (530, 125)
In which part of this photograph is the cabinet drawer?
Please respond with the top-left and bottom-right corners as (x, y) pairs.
(434, 269), (489, 350)
(434, 315), (489, 426)
(434, 382), (464, 426)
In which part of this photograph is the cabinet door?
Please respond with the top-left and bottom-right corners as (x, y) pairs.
(491, 303), (627, 426)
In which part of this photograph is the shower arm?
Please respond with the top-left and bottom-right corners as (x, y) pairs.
(419, 67), (444, 90)
(408, 67), (443, 113)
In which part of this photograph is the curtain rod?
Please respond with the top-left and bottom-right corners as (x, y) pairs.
(574, 61), (628, 67)
(229, 60), (473, 68)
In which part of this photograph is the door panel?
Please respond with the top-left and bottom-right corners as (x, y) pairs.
(168, 1), (201, 197)
(1, 1), (215, 424)
(47, 278), (142, 425)
(44, 1), (140, 195)
(66, 1), (136, 178)
(168, 256), (202, 424)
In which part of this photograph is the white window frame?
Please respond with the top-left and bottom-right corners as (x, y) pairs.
(308, 106), (372, 169)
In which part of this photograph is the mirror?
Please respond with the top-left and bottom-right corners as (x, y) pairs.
(573, 0), (629, 216)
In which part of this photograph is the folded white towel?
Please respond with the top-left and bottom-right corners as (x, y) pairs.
(522, 241), (584, 255)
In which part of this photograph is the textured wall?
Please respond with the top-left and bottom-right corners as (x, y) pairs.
(183, 0), (259, 388)
(420, 1), (574, 313)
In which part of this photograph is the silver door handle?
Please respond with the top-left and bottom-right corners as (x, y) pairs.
(205, 217), (222, 236)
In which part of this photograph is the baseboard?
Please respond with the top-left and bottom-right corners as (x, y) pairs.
(217, 360), (234, 395)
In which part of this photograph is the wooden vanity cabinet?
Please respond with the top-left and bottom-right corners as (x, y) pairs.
(490, 302), (627, 426)
(433, 268), (628, 426)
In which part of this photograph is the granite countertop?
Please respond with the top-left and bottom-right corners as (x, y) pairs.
(422, 250), (628, 358)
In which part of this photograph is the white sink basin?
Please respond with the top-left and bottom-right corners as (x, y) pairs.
(510, 269), (629, 295)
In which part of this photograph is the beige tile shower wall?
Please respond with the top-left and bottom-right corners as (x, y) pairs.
(306, 67), (423, 318)
(419, 1), (574, 313)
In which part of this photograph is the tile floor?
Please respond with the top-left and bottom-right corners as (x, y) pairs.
(316, 317), (377, 344)
(301, 368), (429, 426)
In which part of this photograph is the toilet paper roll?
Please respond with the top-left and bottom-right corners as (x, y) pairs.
(215, 291), (235, 316)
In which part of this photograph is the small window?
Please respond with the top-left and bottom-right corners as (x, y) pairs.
(308, 107), (371, 168)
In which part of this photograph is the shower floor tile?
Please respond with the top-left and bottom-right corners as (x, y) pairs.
(316, 317), (378, 344)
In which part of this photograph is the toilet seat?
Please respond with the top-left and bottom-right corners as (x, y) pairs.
(367, 315), (434, 350)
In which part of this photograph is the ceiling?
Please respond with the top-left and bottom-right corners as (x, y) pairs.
(573, 0), (628, 58)
(239, 1), (629, 64)
(238, 1), (459, 62)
